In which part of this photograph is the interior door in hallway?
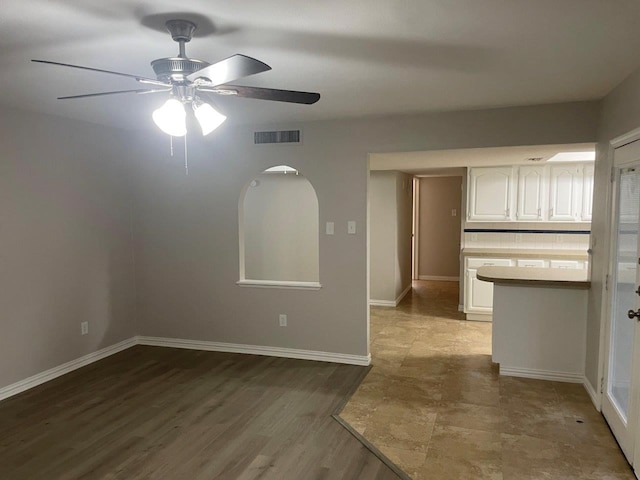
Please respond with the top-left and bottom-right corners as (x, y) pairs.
(603, 140), (640, 470)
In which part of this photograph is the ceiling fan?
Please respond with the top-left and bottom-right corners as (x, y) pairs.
(32, 19), (321, 137)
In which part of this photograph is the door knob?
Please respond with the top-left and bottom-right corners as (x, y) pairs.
(628, 309), (640, 319)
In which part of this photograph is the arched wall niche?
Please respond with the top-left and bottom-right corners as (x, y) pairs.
(238, 165), (320, 289)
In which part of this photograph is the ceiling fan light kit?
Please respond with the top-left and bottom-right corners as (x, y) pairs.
(152, 98), (187, 137)
(193, 101), (227, 135)
(32, 18), (320, 138)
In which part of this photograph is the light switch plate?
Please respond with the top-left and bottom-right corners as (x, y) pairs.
(347, 221), (356, 234)
(326, 222), (334, 235)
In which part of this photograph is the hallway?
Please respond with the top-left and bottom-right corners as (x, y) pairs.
(339, 280), (633, 479)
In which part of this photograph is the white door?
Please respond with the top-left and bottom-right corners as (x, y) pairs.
(603, 145), (640, 466)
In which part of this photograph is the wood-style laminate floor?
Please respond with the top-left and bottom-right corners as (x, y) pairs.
(340, 280), (635, 480)
(0, 347), (401, 480)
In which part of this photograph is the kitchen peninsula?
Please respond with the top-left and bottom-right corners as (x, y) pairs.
(477, 265), (590, 383)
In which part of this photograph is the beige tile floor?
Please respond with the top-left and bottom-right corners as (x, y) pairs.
(340, 280), (634, 480)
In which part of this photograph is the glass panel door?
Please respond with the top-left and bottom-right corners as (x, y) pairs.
(609, 168), (640, 421)
(603, 156), (640, 464)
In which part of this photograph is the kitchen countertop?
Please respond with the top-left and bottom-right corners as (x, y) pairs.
(462, 248), (589, 259)
(477, 266), (590, 288)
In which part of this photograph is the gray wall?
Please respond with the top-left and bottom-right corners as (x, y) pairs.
(369, 171), (413, 303)
(243, 172), (319, 282)
(0, 100), (602, 391)
(369, 172), (397, 302)
(132, 101), (598, 358)
(0, 106), (137, 389)
(418, 176), (463, 278)
(586, 68), (640, 389)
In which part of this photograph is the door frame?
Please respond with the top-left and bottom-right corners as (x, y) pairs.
(412, 176), (420, 280)
(599, 127), (640, 411)
(599, 127), (640, 468)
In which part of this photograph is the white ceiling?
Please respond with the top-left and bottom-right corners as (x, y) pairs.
(3, 0), (640, 131)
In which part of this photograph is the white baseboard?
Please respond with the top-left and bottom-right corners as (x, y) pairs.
(395, 284), (412, 305)
(0, 337), (137, 402)
(370, 284), (412, 307)
(499, 366), (583, 383)
(0, 335), (371, 403)
(138, 336), (371, 366)
(465, 313), (492, 322)
(583, 376), (601, 411)
(369, 299), (396, 307)
(418, 275), (459, 282)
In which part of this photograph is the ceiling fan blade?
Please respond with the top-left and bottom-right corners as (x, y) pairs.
(57, 88), (170, 100)
(187, 54), (271, 86)
(32, 60), (170, 87)
(200, 85), (320, 104)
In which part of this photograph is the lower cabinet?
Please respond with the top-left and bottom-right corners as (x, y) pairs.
(463, 255), (586, 320)
(464, 258), (513, 319)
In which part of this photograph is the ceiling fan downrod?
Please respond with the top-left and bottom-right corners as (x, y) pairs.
(165, 19), (197, 58)
(150, 20), (210, 84)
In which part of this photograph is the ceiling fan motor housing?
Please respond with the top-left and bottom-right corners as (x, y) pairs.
(151, 57), (210, 84)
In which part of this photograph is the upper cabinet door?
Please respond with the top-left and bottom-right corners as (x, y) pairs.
(581, 165), (595, 222)
(516, 166), (546, 221)
(468, 167), (514, 221)
(549, 165), (583, 221)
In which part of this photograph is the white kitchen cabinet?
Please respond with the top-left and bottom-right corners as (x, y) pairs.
(467, 163), (593, 223)
(516, 258), (548, 268)
(549, 259), (586, 269)
(581, 165), (594, 221)
(464, 255), (586, 320)
(516, 166), (546, 221)
(549, 165), (583, 221)
(468, 167), (515, 221)
(464, 257), (513, 318)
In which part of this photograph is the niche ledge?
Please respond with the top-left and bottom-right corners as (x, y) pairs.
(236, 279), (322, 290)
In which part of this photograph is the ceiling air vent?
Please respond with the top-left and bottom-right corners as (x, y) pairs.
(254, 129), (301, 145)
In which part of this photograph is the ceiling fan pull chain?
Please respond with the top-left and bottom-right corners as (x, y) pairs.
(184, 133), (189, 176)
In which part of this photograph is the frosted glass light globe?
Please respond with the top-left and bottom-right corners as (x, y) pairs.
(152, 98), (187, 137)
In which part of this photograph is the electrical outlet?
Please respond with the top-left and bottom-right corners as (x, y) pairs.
(515, 234), (522, 243)
(555, 234), (563, 244)
(471, 233), (478, 242)
(81, 322), (88, 336)
(279, 314), (287, 327)
(347, 221), (356, 234)
(451, 209), (457, 217)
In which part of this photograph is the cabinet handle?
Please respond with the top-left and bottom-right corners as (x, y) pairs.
(537, 207), (541, 218)
(484, 262), (495, 266)
(550, 207), (554, 217)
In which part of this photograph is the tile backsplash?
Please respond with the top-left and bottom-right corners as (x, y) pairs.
(463, 231), (590, 250)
